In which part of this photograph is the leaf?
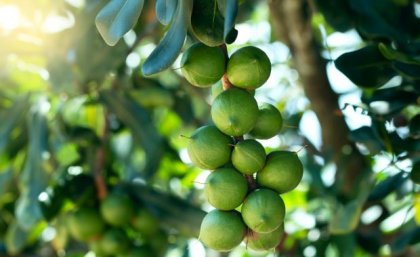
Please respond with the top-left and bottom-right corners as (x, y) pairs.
(0, 168), (12, 196)
(223, 0), (238, 42)
(349, 126), (384, 155)
(156, 0), (178, 25)
(5, 221), (28, 255)
(100, 90), (164, 179)
(0, 96), (29, 153)
(95, 0), (144, 46)
(15, 99), (50, 230)
(335, 45), (396, 88)
(190, 0), (225, 47)
(391, 227), (420, 253)
(393, 61), (420, 79)
(130, 183), (206, 237)
(368, 172), (407, 202)
(141, 0), (193, 76)
(329, 179), (371, 234)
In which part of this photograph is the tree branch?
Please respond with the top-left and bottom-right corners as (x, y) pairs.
(268, 0), (368, 200)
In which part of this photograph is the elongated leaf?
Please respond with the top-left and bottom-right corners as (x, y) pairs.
(100, 90), (164, 178)
(5, 221), (28, 255)
(335, 45), (396, 88)
(329, 179), (371, 234)
(15, 99), (49, 230)
(130, 183), (206, 237)
(142, 0), (193, 75)
(223, 0), (238, 41)
(190, 0), (224, 47)
(368, 172), (407, 202)
(0, 96), (29, 153)
(96, 0), (144, 46)
(156, 0), (178, 25)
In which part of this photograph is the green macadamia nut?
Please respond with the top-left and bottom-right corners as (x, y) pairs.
(227, 46), (271, 89)
(205, 167), (248, 210)
(211, 88), (259, 136)
(100, 192), (134, 227)
(231, 139), (266, 175)
(181, 43), (226, 87)
(199, 210), (246, 252)
(187, 125), (233, 170)
(247, 224), (284, 251)
(257, 151), (303, 194)
(241, 189), (285, 233)
(67, 208), (105, 241)
(250, 103), (283, 139)
(100, 229), (130, 255)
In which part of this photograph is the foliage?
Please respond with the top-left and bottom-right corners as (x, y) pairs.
(0, 0), (419, 257)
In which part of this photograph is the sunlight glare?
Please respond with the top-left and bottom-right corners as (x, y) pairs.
(0, 5), (21, 31)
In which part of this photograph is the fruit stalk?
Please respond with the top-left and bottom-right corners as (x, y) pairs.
(94, 111), (110, 200)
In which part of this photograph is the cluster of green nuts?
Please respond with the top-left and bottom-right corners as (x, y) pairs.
(182, 43), (304, 252)
(66, 190), (166, 257)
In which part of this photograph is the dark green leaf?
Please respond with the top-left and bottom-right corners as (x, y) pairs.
(349, 126), (384, 155)
(141, 0), (193, 75)
(5, 221), (27, 255)
(100, 90), (164, 179)
(368, 172), (407, 201)
(391, 227), (420, 253)
(223, 0), (238, 42)
(190, 0), (224, 47)
(15, 100), (50, 230)
(0, 96), (29, 153)
(329, 179), (371, 234)
(156, 0), (178, 25)
(130, 183), (206, 237)
(95, 0), (145, 46)
(314, 0), (354, 32)
(335, 45), (396, 88)
(0, 169), (12, 196)
(393, 61), (420, 79)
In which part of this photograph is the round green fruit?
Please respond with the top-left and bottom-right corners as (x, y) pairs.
(131, 208), (160, 236)
(241, 189), (285, 233)
(199, 210), (246, 252)
(231, 139), (266, 175)
(211, 88), (258, 136)
(67, 208), (105, 241)
(250, 103), (283, 139)
(410, 161), (420, 184)
(247, 224), (284, 251)
(100, 192), (134, 227)
(100, 229), (130, 255)
(181, 43), (226, 87)
(257, 151), (303, 194)
(205, 167), (248, 210)
(187, 125), (233, 170)
(227, 46), (271, 89)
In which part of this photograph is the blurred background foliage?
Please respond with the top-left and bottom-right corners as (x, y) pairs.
(0, 0), (419, 257)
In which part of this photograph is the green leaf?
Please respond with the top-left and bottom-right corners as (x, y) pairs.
(393, 61), (420, 79)
(5, 221), (28, 255)
(335, 45), (396, 88)
(0, 168), (12, 196)
(223, 0), (238, 42)
(0, 96), (29, 153)
(100, 90), (164, 178)
(130, 183), (206, 237)
(190, 0), (225, 47)
(156, 0), (178, 25)
(368, 172), (407, 202)
(349, 126), (384, 155)
(141, 0), (193, 75)
(95, 0), (145, 46)
(15, 99), (50, 230)
(329, 179), (371, 234)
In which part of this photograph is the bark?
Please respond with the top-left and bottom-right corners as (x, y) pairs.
(268, 0), (368, 199)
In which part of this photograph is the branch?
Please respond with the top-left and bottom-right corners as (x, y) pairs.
(268, 0), (368, 200)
